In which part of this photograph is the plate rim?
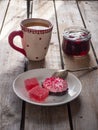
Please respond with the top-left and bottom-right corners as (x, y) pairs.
(13, 68), (82, 106)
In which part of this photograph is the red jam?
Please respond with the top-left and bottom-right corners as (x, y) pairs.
(62, 26), (91, 56)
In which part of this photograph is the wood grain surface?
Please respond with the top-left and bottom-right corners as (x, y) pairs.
(0, 0), (98, 130)
(0, 0), (26, 130)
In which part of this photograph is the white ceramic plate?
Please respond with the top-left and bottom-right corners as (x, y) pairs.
(13, 68), (82, 106)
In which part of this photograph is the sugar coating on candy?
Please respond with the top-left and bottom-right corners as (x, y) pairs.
(28, 85), (49, 102)
(42, 77), (68, 93)
(24, 77), (39, 91)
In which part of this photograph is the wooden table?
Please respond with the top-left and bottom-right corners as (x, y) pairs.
(0, 0), (98, 130)
(27, 0), (33, 18)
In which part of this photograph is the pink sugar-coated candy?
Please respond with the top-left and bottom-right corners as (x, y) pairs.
(29, 85), (49, 102)
(43, 77), (68, 93)
(24, 77), (39, 91)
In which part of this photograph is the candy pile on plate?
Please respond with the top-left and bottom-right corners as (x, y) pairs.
(25, 78), (49, 102)
(24, 77), (68, 102)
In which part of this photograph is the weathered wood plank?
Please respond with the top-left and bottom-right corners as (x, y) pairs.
(70, 1), (98, 130)
(0, 0), (9, 32)
(27, 0), (61, 70)
(25, 1), (70, 130)
(0, 0), (27, 130)
(55, 0), (97, 70)
(55, 1), (98, 130)
(78, 1), (98, 59)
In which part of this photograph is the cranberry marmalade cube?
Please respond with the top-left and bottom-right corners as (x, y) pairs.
(29, 85), (49, 102)
(24, 77), (39, 91)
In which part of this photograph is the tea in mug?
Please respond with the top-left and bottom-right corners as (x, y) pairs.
(25, 22), (49, 30)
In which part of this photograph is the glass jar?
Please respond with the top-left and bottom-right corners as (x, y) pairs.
(62, 26), (91, 56)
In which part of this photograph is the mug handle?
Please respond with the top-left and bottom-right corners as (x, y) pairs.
(8, 30), (26, 56)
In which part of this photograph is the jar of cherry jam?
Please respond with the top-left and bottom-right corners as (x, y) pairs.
(62, 26), (91, 56)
